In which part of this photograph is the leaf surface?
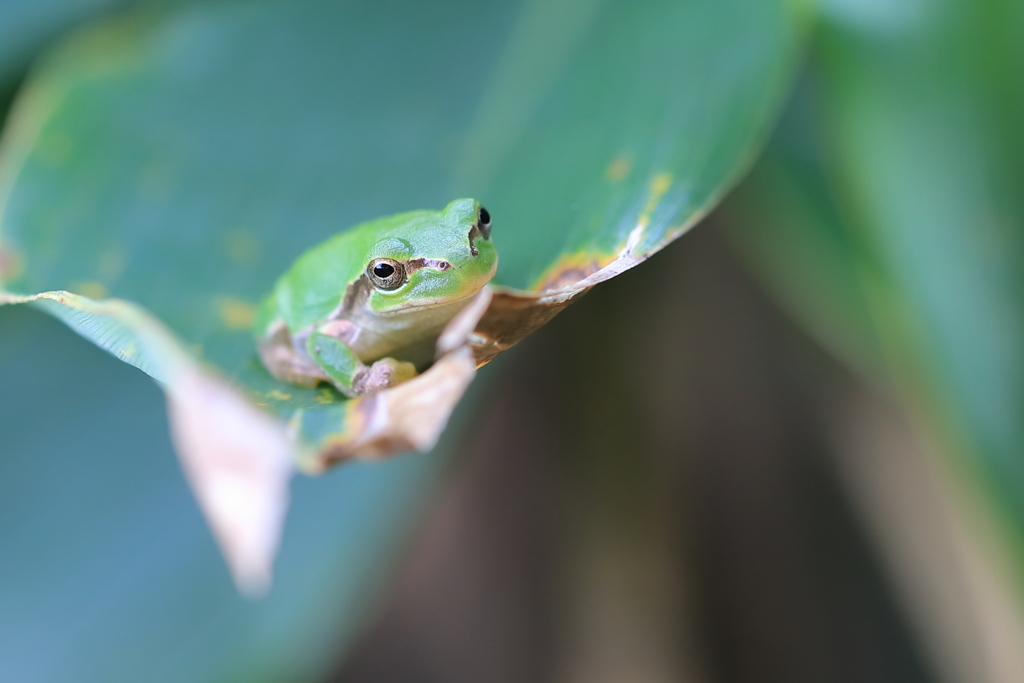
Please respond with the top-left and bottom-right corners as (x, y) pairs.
(0, 0), (805, 633)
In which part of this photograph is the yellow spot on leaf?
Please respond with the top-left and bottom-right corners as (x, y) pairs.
(530, 175), (673, 292)
(606, 155), (631, 182)
(314, 388), (335, 404)
(266, 390), (291, 401)
(628, 172), (675, 248)
(531, 250), (615, 292)
(217, 297), (256, 330)
(643, 173), (673, 216)
(73, 281), (107, 299)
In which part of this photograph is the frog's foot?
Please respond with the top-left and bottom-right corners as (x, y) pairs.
(352, 358), (418, 396)
(308, 331), (417, 397)
(308, 331), (364, 397)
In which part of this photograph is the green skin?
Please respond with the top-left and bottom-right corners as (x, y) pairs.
(254, 198), (497, 397)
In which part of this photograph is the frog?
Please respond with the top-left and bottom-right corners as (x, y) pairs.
(253, 198), (496, 397)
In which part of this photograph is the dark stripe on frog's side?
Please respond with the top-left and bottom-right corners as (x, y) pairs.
(467, 224), (484, 257)
(335, 273), (373, 321)
(406, 258), (452, 273)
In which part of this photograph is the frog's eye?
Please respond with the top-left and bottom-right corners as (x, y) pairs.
(367, 258), (407, 290)
(477, 206), (492, 239)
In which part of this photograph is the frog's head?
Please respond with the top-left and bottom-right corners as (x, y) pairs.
(363, 198), (497, 313)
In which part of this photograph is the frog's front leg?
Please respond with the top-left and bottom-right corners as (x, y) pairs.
(306, 329), (417, 397)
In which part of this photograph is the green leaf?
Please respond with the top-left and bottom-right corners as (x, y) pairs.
(0, 0), (173, 87)
(728, 0), (1024, 591)
(0, 0), (805, 595)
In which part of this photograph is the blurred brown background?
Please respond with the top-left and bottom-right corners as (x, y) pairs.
(333, 220), (932, 683)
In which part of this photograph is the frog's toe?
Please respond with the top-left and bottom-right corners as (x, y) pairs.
(353, 358), (417, 395)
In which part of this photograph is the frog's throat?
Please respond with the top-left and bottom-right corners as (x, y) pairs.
(372, 281), (489, 316)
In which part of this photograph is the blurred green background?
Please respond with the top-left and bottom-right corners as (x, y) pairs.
(1, 0), (1023, 682)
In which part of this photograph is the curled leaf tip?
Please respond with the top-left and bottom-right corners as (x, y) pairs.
(1, 290), (295, 594)
(316, 346), (478, 469)
(168, 369), (294, 596)
(307, 289), (496, 469)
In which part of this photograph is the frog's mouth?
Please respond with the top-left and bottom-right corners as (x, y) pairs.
(382, 278), (492, 313)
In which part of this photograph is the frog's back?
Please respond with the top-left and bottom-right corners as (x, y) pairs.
(271, 209), (438, 332)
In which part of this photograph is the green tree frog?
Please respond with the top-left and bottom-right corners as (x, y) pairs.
(254, 198), (496, 397)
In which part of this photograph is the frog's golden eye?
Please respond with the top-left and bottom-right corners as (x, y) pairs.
(367, 258), (407, 290)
